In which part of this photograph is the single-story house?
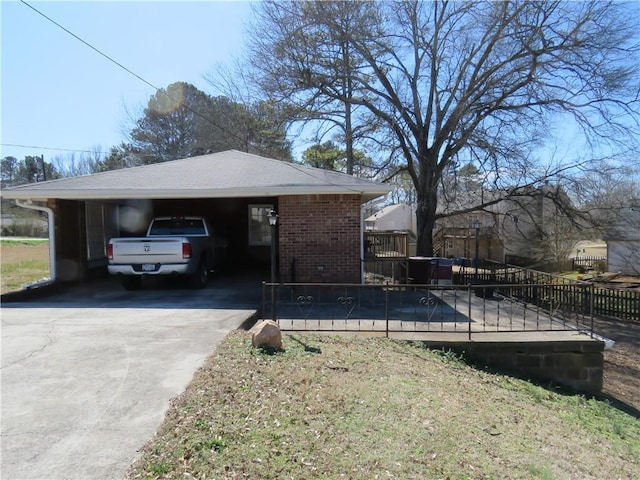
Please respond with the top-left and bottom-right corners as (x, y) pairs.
(1, 150), (391, 284)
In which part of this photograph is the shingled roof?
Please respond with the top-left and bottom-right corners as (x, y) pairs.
(1, 150), (391, 202)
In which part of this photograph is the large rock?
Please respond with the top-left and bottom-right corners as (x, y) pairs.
(251, 320), (283, 351)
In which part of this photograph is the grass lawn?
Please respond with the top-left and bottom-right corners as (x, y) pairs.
(0, 239), (50, 294)
(557, 271), (584, 280)
(127, 332), (640, 480)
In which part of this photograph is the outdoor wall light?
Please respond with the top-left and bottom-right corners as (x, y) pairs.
(268, 209), (279, 227)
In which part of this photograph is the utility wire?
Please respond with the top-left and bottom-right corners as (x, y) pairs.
(19, 0), (158, 92)
(2, 143), (100, 154)
(18, 0), (274, 159)
(15, 2), (369, 192)
(0, 143), (163, 159)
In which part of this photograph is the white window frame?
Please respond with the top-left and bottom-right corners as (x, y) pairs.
(248, 204), (274, 246)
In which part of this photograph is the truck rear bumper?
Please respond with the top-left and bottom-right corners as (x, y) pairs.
(108, 264), (194, 276)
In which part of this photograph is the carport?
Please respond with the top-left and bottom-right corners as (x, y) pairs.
(0, 150), (391, 478)
(1, 150), (391, 287)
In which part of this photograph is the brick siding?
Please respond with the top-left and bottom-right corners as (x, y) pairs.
(279, 194), (362, 283)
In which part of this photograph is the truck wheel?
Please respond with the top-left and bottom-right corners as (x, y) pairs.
(121, 276), (142, 291)
(190, 259), (209, 289)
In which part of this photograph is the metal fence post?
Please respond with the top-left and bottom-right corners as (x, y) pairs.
(468, 286), (472, 340)
(385, 281), (389, 338)
(590, 283), (595, 338)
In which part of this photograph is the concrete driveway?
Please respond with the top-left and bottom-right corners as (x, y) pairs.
(1, 275), (261, 480)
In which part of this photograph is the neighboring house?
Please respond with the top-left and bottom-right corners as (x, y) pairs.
(433, 184), (576, 265)
(362, 183), (571, 264)
(364, 203), (417, 233)
(604, 203), (640, 276)
(0, 150), (391, 284)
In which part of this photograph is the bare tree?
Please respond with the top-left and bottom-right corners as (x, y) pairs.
(51, 146), (104, 177)
(525, 186), (582, 268)
(246, 1), (640, 255)
(574, 161), (640, 233)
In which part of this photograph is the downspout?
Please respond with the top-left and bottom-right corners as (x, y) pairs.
(15, 199), (56, 287)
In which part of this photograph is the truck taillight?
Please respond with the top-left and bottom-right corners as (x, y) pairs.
(182, 242), (192, 259)
(107, 242), (113, 260)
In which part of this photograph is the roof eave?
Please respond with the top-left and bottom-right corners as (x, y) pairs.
(1, 185), (391, 202)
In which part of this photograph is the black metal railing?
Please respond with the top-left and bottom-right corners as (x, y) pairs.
(262, 282), (596, 339)
(454, 262), (640, 322)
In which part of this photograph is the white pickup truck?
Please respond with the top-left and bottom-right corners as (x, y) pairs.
(107, 216), (227, 290)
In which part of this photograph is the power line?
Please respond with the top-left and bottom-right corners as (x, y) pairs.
(19, 0), (159, 92)
(18, 1), (274, 159)
(1, 143), (106, 154)
(0, 143), (176, 161)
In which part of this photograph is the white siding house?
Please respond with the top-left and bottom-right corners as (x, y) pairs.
(605, 204), (640, 276)
(365, 204), (417, 233)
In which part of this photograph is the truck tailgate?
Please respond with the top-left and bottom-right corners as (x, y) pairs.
(110, 237), (187, 264)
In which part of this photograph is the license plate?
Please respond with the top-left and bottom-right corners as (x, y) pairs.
(141, 264), (156, 272)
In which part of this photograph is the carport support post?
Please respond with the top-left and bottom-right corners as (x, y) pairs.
(268, 210), (279, 322)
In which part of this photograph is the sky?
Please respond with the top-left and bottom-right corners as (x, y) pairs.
(1, 0), (253, 162)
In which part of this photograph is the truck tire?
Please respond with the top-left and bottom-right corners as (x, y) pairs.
(121, 276), (142, 291)
(190, 258), (209, 289)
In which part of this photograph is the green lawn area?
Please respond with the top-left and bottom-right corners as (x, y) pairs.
(0, 239), (50, 294)
(128, 332), (640, 480)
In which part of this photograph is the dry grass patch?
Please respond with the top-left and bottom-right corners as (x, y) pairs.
(0, 239), (49, 294)
(128, 332), (639, 480)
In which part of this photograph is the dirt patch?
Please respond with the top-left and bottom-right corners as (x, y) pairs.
(592, 317), (640, 411)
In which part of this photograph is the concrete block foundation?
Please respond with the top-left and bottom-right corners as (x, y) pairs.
(426, 339), (604, 394)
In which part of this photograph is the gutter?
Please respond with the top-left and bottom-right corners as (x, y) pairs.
(1, 185), (393, 202)
(14, 199), (56, 287)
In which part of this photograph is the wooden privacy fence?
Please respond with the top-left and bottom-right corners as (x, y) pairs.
(454, 263), (640, 322)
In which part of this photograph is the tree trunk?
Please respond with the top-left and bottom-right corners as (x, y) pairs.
(413, 146), (441, 257)
(415, 185), (438, 257)
(345, 101), (353, 176)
